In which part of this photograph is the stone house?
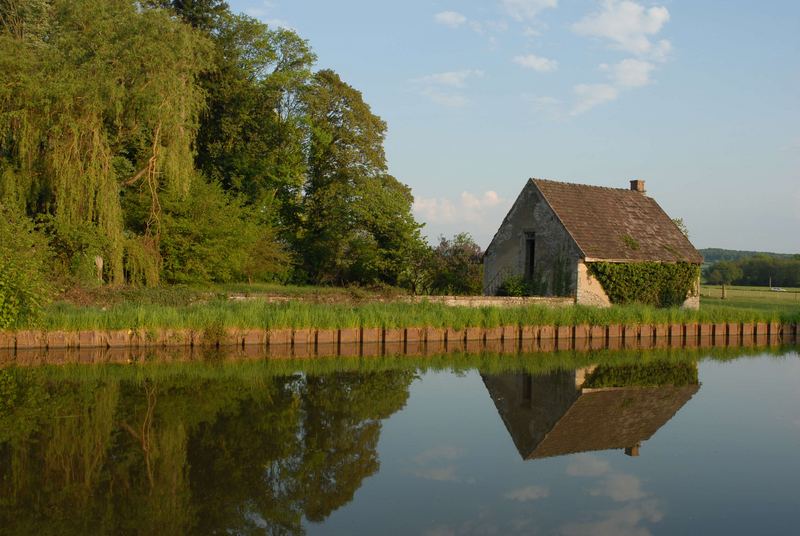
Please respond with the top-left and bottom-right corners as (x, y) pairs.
(482, 178), (703, 308)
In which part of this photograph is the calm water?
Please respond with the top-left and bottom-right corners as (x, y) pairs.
(1, 348), (799, 535)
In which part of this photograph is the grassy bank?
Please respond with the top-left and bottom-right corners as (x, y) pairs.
(25, 298), (800, 332)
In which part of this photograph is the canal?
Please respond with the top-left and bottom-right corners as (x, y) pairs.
(0, 346), (797, 534)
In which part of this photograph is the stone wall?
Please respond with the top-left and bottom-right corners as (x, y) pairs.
(405, 296), (574, 308)
(483, 181), (582, 296)
(681, 275), (701, 310)
(575, 261), (612, 307)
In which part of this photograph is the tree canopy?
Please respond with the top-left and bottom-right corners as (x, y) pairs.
(0, 0), (453, 303)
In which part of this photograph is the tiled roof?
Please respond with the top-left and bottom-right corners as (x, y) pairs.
(532, 179), (703, 263)
(528, 385), (700, 459)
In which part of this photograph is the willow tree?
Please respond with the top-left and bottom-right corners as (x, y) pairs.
(0, 0), (210, 283)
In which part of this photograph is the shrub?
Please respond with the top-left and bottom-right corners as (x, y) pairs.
(0, 206), (53, 328)
(494, 275), (531, 297)
(428, 233), (483, 295)
(159, 178), (290, 284)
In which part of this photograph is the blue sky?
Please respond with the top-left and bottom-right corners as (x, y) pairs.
(229, 0), (800, 253)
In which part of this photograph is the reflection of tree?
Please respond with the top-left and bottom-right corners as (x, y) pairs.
(297, 371), (412, 522)
(0, 367), (414, 534)
(189, 370), (414, 534)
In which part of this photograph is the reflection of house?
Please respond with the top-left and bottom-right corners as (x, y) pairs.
(482, 366), (699, 460)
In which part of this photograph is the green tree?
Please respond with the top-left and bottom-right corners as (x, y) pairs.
(0, 205), (52, 328)
(704, 260), (743, 299)
(143, 0), (230, 31)
(182, 10), (316, 222)
(155, 178), (290, 284)
(0, 0), (211, 283)
(300, 69), (423, 285)
(429, 233), (484, 295)
(672, 217), (690, 239)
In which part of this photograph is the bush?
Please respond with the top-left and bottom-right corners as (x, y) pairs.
(428, 233), (483, 295)
(495, 275), (531, 296)
(159, 178), (290, 284)
(0, 206), (52, 328)
(37, 216), (109, 285)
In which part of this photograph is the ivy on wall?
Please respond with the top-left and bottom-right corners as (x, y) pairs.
(582, 361), (699, 388)
(587, 261), (700, 307)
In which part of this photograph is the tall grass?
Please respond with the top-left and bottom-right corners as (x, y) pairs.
(31, 299), (800, 332)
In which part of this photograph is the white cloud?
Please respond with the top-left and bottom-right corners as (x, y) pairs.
(523, 26), (542, 37)
(244, 2), (296, 31)
(652, 39), (672, 61)
(412, 70), (484, 107)
(435, 11), (467, 28)
(513, 53), (558, 72)
(590, 473), (648, 502)
(411, 446), (475, 484)
(414, 446), (463, 464)
(505, 485), (550, 502)
(244, 0), (275, 18)
(263, 18), (295, 31)
(501, 0), (558, 21)
(601, 58), (654, 88)
(414, 191), (505, 224)
(524, 94), (563, 119)
(572, 0), (670, 58)
(566, 454), (612, 477)
(415, 69), (484, 88)
(462, 190), (503, 210)
(560, 501), (664, 536)
(433, 10), (508, 43)
(423, 527), (456, 536)
(570, 83), (619, 115)
(413, 465), (461, 482)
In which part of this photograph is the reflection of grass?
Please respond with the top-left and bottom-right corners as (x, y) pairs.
(32, 300), (800, 332)
(10, 345), (796, 383)
(701, 285), (800, 314)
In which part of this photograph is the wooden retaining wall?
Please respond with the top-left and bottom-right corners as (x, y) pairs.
(0, 322), (797, 364)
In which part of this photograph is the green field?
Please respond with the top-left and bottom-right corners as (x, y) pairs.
(700, 285), (800, 314)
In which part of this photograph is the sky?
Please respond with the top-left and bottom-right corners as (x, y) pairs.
(229, 0), (800, 253)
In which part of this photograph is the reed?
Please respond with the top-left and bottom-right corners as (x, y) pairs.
(31, 299), (799, 333)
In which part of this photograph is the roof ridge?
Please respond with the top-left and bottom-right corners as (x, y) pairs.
(531, 177), (640, 194)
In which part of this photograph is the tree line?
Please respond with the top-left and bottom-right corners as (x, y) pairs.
(704, 255), (800, 288)
(0, 0), (484, 322)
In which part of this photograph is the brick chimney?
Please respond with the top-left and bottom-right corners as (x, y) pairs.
(629, 179), (646, 193)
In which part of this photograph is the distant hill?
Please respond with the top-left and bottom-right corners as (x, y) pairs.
(700, 248), (798, 264)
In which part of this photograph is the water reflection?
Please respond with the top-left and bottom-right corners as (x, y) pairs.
(0, 368), (415, 534)
(0, 356), (757, 535)
(482, 362), (700, 460)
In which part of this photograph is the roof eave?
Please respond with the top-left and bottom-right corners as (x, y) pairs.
(583, 257), (703, 264)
